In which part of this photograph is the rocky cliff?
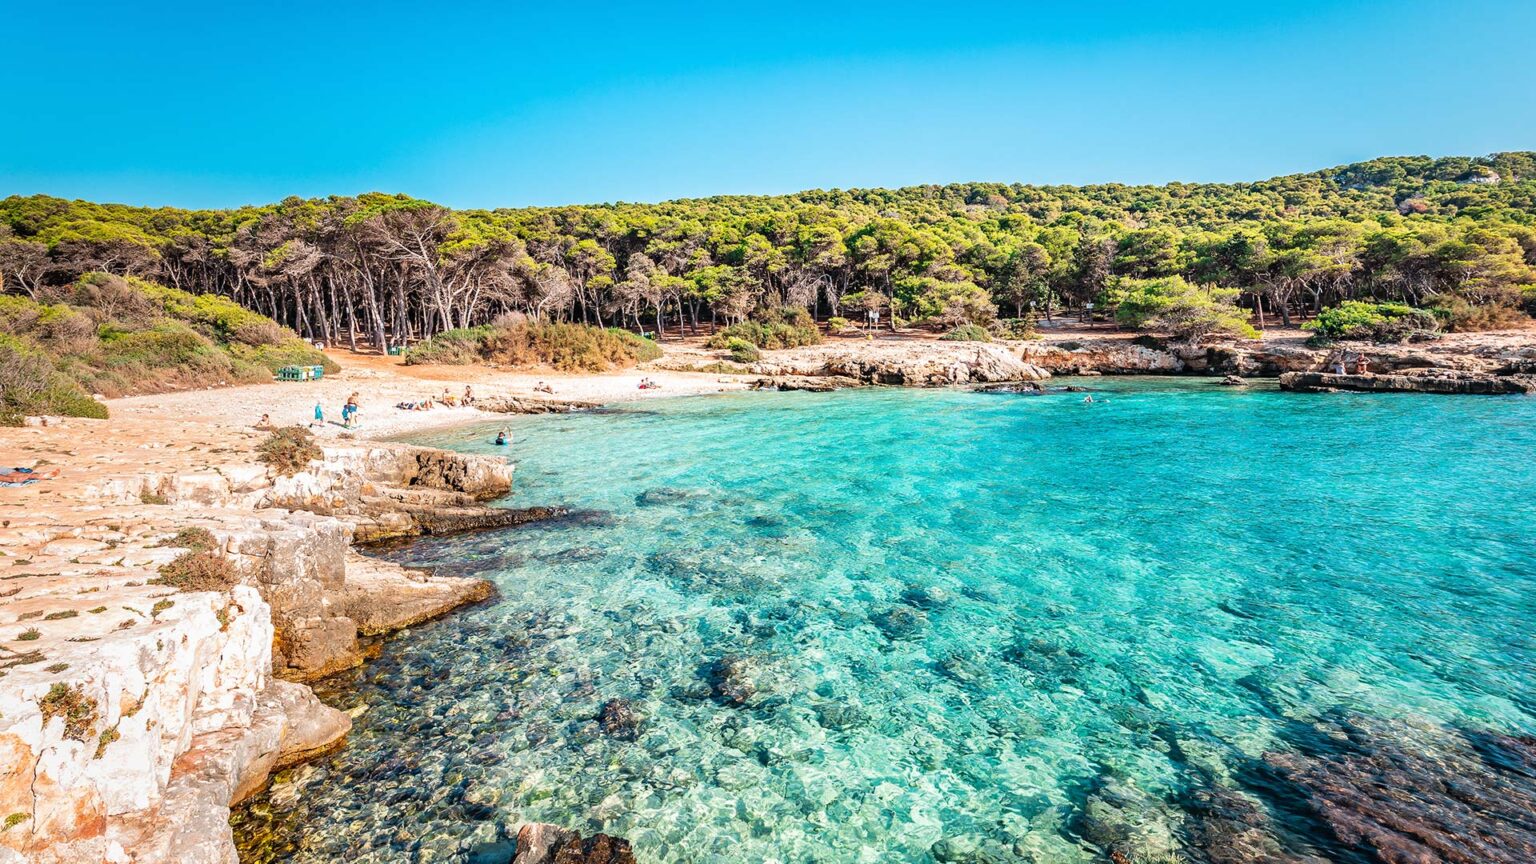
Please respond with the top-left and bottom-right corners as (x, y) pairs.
(1020, 331), (1536, 378)
(0, 427), (518, 864)
(751, 342), (1051, 385)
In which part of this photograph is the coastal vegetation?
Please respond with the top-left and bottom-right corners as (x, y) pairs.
(2, 153), (1532, 353)
(403, 318), (662, 371)
(1113, 277), (1260, 340)
(940, 324), (992, 342)
(0, 273), (330, 422)
(256, 426), (323, 476)
(1304, 301), (1440, 343)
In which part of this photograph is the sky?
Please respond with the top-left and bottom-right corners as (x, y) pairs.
(3, 0), (1534, 210)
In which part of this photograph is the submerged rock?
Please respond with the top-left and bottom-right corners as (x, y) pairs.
(929, 834), (1016, 863)
(706, 655), (759, 706)
(1182, 786), (1326, 864)
(937, 652), (992, 689)
(512, 823), (636, 864)
(1074, 778), (1182, 864)
(1265, 715), (1536, 863)
(899, 583), (954, 610)
(871, 606), (929, 640)
(634, 487), (708, 507)
(1002, 635), (1088, 684)
(812, 701), (869, 731)
(596, 698), (641, 741)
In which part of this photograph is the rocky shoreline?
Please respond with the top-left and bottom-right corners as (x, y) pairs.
(655, 329), (1536, 394)
(0, 424), (530, 864)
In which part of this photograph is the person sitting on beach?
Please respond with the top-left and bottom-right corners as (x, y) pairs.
(1354, 353), (1371, 374)
(534, 381), (555, 394)
(254, 413), (272, 429)
(462, 385), (475, 406)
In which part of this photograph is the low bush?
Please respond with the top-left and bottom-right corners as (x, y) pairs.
(153, 527), (218, 552)
(152, 550), (243, 592)
(605, 327), (663, 362)
(827, 316), (852, 332)
(940, 324), (991, 342)
(1423, 295), (1530, 332)
(706, 309), (822, 350)
(405, 322), (659, 372)
(401, 326), (491, 365)
(724, 337), (761, 363)
(1305, 301), (1439, 343)
(989, 317), (1038, 340)
(39, 683), (99, 742)
(0, 274), (332, 402)
(0, 334), (107, 424)
(257, 426), (322, 477)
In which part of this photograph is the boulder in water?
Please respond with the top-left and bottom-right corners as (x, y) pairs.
(512, 823), (636, 864)
(597, 698), (641, 741)
(871, 605), (929, 640)
(1265, 715), (1536, 864)
(706, 655), (759, 706)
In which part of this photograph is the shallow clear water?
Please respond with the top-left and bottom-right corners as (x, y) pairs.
(234, 380), (1536, 863)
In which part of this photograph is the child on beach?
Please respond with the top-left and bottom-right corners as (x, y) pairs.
(312, 403), (324, 427)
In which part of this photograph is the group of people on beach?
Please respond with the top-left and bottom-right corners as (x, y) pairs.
(1326, 350), (1372, 375)
(307, 393), (363, 428)
(638, 377), (661, 390)
(396, 385), (475, 412)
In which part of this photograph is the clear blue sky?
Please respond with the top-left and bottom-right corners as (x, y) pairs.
(3, 0), (1533, 209)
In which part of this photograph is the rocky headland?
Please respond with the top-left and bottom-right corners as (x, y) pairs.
(0, 416), (520, 864)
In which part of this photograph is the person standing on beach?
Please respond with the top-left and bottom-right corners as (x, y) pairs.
(312, 402), (324, 427)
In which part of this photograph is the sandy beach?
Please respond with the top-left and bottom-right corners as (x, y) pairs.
(106, 349), (756, 441)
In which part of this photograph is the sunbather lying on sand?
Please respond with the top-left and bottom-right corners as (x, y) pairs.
(0, 466), (61, 487)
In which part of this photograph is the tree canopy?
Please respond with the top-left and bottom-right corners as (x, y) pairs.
(4, 152), (1534, 349)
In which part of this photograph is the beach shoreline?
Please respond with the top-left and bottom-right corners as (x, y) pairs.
(4, 327), (1536, 863)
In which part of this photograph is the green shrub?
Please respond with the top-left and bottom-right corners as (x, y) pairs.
(0, 334), (107, 423)
(940, 324), (991, 342)
(1115, 276), (1259, 340)
(827, 316), (851, 331)
(39, 683), (99, 741)
(606, 328), (662, 362)
(724, 337), (761, 363)
(153, 527), (218, 552)
(705, 310), (822, 351)
(256, 426), (322, 477)
(991, 317), (1038, 340)
(152, 550), (242, 592)
(1423, 295), (1529, 332)
(706, 308), (822, 351)
(1, 273), (329, 399)
(1305, 301), (1438, 343)
(402, 326), (491, 365)
(407, 322), (660, 372)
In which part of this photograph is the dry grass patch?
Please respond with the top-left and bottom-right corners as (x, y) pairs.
(257, 426), (321, 477)
(152, 550), (242, 592)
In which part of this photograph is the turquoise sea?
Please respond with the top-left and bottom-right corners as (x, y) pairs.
(233, 380), (1536, 863)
